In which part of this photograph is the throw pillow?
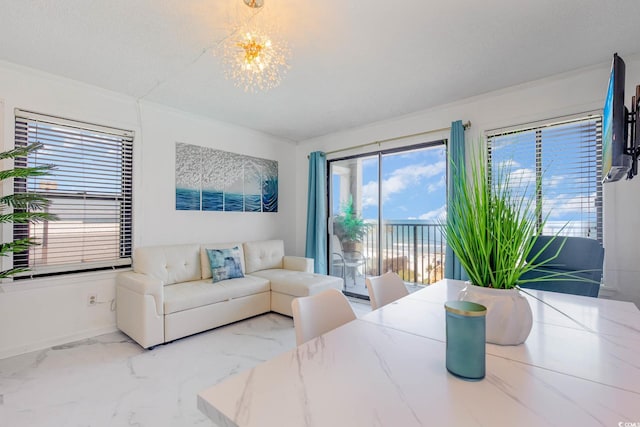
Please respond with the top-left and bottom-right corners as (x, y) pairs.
(206, 247), (244, 283)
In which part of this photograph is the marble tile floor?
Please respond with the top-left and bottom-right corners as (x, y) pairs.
(0, 299), (372, 427)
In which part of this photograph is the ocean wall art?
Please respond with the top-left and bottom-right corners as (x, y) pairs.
(175, 142), (278, 212)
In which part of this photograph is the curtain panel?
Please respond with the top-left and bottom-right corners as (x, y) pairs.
(305, 151), (328, 274)
(445, 121), (469, 281)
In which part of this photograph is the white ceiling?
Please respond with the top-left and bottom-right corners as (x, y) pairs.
(1, 0), (640, 142)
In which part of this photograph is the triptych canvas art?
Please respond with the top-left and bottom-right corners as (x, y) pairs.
(175, 142), (278, 212)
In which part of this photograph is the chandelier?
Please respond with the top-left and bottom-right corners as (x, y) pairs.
(243, 0), (264, 7)
(222, 0), (291, 93)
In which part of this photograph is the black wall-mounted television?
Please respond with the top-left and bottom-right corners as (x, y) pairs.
(602, 53), (631, 182)
(634, 84), (640, 177)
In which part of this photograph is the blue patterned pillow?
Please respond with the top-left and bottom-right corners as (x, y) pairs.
(206, 247), (244, 283)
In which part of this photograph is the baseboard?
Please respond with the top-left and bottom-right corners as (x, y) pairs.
(0, 325), (119, 360)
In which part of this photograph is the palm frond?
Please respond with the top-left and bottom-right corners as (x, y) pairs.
(0, 211), (58, 224)
(0, 267), (31, 279)
(1, 193), (52, 210)
(0, 165), (54, 181)
(0, 142), (44, 160)
(0, 143), (57, 278)
(0, 238), (40, 257)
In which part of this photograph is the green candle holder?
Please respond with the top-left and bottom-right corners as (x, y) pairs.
(444, 300), (487, 380)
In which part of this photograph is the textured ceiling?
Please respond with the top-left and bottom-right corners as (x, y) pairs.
(1, 0), (640, 141)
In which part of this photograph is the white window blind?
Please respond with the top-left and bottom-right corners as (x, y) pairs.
(13, 110), (134, 277)
(487, 115), (602, 242)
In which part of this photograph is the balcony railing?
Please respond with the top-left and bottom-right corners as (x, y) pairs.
(360, 221), (445, 285)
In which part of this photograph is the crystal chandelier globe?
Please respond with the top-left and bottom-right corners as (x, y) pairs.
(222, 1), (291, 93)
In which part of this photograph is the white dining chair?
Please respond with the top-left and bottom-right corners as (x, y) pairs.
(365, 271), (409, 310)
(291, 288), (357, 346)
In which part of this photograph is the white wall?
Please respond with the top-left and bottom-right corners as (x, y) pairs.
(0, 61), (296, 359)
(135, 102), (296, 249)
(3, 53), (640, 358)
(296, 55), (640, 307)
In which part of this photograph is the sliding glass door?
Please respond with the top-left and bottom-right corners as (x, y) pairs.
(328, 141), (447, 298)
(329, 155), (378, 295)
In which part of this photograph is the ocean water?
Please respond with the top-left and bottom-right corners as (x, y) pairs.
(262, 178), (278, 212)
(176, 188), (200, 210)
(224, 193), (244, 212)
(202, 191), (224, 211)
(383, 222), (444, 250)
(176, 183), (278, 212)
(244, 195), (262, 212)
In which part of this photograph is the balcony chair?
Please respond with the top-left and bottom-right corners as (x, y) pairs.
(519, 236), (604, 297)
(331, 235), (367, 290)
(291, 288), (357, 346)
(365, 271), (409, 310)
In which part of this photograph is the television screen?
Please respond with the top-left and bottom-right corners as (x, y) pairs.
(602, 53), (630, 182)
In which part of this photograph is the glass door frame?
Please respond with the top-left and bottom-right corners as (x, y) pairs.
(326, 139), (446, 299)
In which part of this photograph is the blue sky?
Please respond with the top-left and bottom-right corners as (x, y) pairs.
(490, 121), (599, 238)
(332, 145), (447, 222)
(490, 122), (598, 221)
(331, 120), (598, 237)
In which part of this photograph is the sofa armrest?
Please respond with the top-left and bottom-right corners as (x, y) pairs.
(117, 271), (164, 316)
(283, 256), (314, 273)
(116, 271), (165, 348)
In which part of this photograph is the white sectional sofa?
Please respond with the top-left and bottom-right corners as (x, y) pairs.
(116, 239), (342, 349)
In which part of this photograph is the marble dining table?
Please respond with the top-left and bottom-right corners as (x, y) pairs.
(197, 279), (640, 426)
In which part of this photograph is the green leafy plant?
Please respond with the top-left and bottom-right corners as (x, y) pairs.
(333, 196), (368, 243)
(1, 142), (57, 278)
(441, 149), (563, 289)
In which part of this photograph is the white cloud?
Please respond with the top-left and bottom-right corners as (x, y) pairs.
(361, 181), (379, 208)
(427, 175), (445, 193)
(498, 159), (521, 169)
(507, 167), (535, 187)
(543, 174), (564, 188)
(383, 161), (446, 194)
(418, 204), (447, 222)
(543, 192), (596, 219)
(362, 161), (446, 208)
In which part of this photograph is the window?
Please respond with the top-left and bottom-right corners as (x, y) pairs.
(487, 115), (602, 242)
(13, 110), (134, 277)
(328, 141), (447, 298)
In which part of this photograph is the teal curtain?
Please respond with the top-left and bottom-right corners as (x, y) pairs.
(305, 152), (328, 274)
(445, 121), (469, 281)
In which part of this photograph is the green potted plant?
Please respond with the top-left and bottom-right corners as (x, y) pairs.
(1, 142), (57, 278)
(333, 196), (369, 253)
(441, 148), (563, 345)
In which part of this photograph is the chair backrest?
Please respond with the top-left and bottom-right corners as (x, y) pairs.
(291, 288), (357, 346)
(521, 236), (604, 297)
(365, 271), (409, 310)
(331, 234), (344, 258)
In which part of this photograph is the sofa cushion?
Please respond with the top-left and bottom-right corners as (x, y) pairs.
(134, 244), (201, 286)
(206, 247), (245, 283)
(200, 242), (246, 279)
(163, 275), (270, 314)
(251, 269), (343, 297)
(243, 240), (285, 274)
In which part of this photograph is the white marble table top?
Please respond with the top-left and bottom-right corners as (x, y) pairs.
(407, 280), (640, 339)
(363, 280), (640, 394)
(198, 279), (640, 426)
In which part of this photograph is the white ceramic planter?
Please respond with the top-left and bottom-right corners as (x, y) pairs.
(458, 283), (532, 346)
